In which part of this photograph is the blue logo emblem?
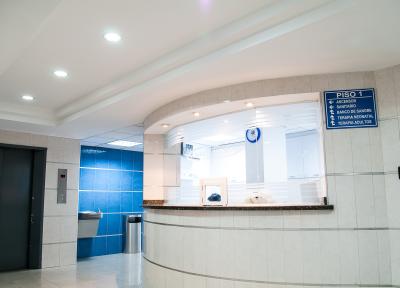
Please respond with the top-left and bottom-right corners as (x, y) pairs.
(246, 128), (261, 143)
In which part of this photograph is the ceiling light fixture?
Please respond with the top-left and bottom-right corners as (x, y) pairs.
(246, 102), (254, 108)
(161, 124), (170, 128)
(223, 119), (229, 124)
(193, 112), (200, 117)
(21, 94), (34, 101)
(104, 32), (121, 42)
(108, 140), (141, 147)
(223, 100), (231, 103)
(54, 70), (68, 78)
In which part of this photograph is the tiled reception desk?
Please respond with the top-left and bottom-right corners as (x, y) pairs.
(142, 65), (400, 287)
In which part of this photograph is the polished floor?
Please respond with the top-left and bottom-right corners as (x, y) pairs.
(0, 254), (143, 288)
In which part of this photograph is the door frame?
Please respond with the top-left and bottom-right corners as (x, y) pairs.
(0, 143), (47, 269)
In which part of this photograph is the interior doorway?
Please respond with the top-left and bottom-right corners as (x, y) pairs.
(0, 144), (46, 271)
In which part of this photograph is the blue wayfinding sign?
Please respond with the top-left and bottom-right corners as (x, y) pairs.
(324, 88), (378, 129)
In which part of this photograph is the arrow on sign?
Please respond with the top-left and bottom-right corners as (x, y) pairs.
(329, 100), (333, 104)
(329, 105), (334, 109)
(331, 121), (335, 126)
(330, 110), (334, 114)
(330, 115), (335, 120)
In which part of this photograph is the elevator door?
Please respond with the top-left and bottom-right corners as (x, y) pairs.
(0, 147), (33, 271)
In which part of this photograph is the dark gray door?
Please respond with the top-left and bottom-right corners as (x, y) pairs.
(0, 147), (33, 271)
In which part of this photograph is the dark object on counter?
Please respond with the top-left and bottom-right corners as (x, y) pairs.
(207, 193), (221, 202)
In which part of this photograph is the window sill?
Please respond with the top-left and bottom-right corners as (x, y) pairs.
(142, 204), (334, 211)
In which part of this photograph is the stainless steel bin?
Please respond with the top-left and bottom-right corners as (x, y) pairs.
(124, 215), (141, 254)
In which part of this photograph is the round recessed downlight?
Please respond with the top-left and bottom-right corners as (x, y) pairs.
(193, 112), (200, 117)
(104, 32), (121, 42)
(246, 102), (254, 108)
(22, 95), (34, 101)
(161, 123), (170, 128)
(54, 70), (68, 78)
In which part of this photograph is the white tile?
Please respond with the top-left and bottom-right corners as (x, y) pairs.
(183, 274), (206, 288)
(163, 154), (178, 186)
(267, 231), (285, 282)
(390, 230), (400, 285)
(318, 176), (338, 229)
(319, 231), (340, 284)
(357, 230), (379, 284)
(380, 119), (400, 172)
(43, 189), (78, 216)
(144, 134), (164, 154)
(332, 130), (353, 173)
(350, 129), (372, 173)
(59, 216), (78, 242)
(41, 244), (60, 268)
(248, 230), (268, 282)
(205, 229), (221, 277)
(335, 176), (356, 228)
(338, 230), (359, 284)
(42, 217), (60, 244)
(218, 230), (236, 278)
(144, 154), (164, 186)
(368, 127), (384, 172)
(233, 211), (250, 228)
(46, 137), (80, 164)
(302, 231), (321, 284)
(375, 67), (397, 118)
(377, 230), (392, 284)
(372, 175), (387, 227)
(234, 231), (251, 280)
(283, 231), (303, 283)
(45, 162), (79, 190)
(165, 269), (184, 288)
(59, 242), (77, 266)
(385, 174), (400, 227)
(354, 175), (376, 228)
(283, 211), (301, 228)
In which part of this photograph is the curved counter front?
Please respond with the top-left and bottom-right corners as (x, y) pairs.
(142, 207), (392, 288)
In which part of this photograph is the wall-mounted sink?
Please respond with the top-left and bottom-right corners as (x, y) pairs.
(78, 211), (102, 239)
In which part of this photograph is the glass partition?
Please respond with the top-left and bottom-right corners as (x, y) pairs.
(166, 100), (326, 206)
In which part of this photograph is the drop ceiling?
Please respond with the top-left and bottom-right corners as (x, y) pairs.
(0, 0), (399, 139)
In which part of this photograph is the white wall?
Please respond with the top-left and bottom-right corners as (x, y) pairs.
(375, 64), (400, 285)
(0, 130), (80, 268)
(142, 69), (400, 287)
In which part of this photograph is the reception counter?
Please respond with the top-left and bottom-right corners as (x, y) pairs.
(142, 204), (392, 288)
(143, 204), (334, 210)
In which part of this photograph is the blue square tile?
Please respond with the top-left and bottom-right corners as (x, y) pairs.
(80, 146), (96, 168)
(94, 169), (109, 191)
(107, 214), (122, 235)
(95, 149), (109, 169)
(133, 152), (143, 171)
(121, 192), (134, 212)
(93, 237), (107, 256)
(133, 193), (143, 212)
(97, 214), (108, 236)
(106, 235), (123, 254)
(133, 172), (143, 191)
(94, 192), (108, 213)
(121, 150), (134, 170)
(79, 169), (95, 191)
(107, 192), (121, 213)
(108, 149), (122, 169)
(108, 170), (121, 191)
(120, 171), (134, 191)
(79, 192), (95, 211)
(77, 238), (94, 258)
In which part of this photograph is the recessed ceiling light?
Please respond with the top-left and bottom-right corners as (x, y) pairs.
(108, 140), (141, 147)
(21, 94), (34, 101)
(245, 102), (254, 108)
(104, 32), (121, 42)
(223, 119), (229, 124)
(223, 100), (231, 103)
(161, 123), (170, 128)
(193, 112), (200, 117)
(54, 70), (68, 78)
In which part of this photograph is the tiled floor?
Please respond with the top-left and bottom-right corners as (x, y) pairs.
(0, 254), (142, 288)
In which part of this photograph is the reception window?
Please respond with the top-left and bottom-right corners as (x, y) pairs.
(166, 97), (326, 206)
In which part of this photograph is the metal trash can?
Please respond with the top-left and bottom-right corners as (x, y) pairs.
(125, 215), (142, 254)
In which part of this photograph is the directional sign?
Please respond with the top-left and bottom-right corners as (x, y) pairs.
(324, 88), (378, 129)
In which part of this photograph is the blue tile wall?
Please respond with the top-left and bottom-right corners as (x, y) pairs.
(77, 146), (143, 258)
